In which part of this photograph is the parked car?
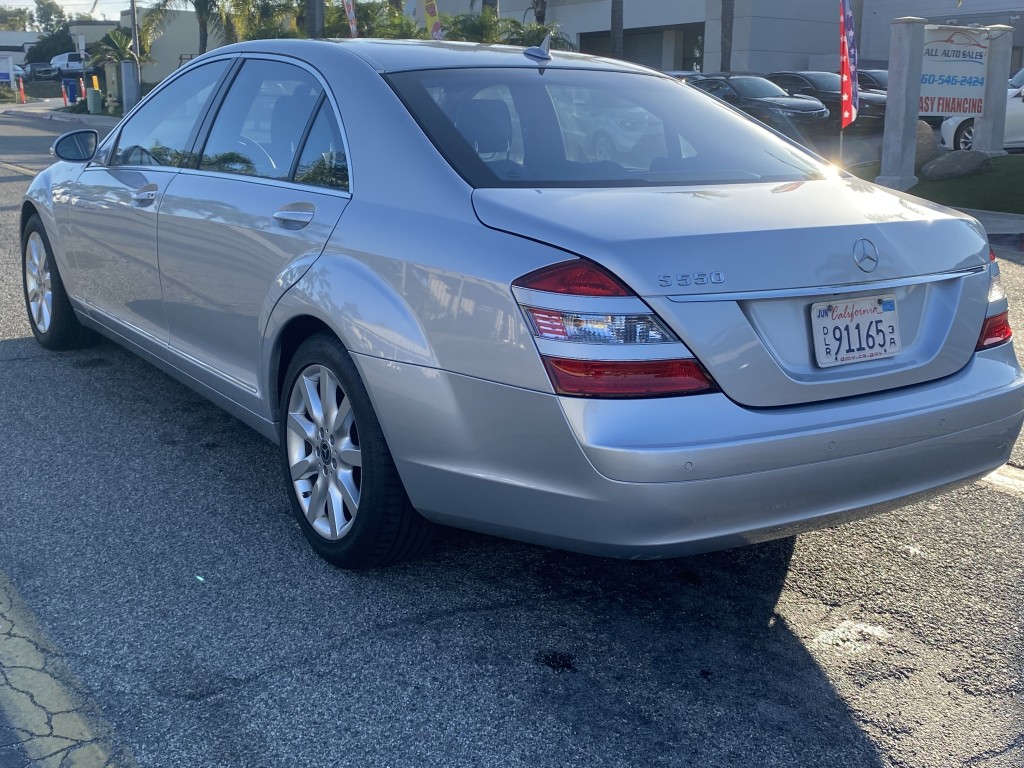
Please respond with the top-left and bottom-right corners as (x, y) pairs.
(688, 73), (830, 134)
(0, 63), (26, 83)
(21, 39), (1024, 569)
(940, 82), (1024, 151)
(767, 70), (887, 128)
(1010, 67), (1024, 89)
(664, 70), (704, 82)
(24, 61), (57, 81)
(49, 51), (87, 78)
(856, 69), (889, 92)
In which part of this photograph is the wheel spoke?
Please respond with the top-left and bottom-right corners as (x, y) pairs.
(338, 471), (359, 516)
(305, 475), (328, 524)
(300, 373), (323, 427)
(326, 481), (347, 538)
(330, 397), (352, 438)
(289, 450), (318, 481)
(286, 411), (317, 443)
(320, 365), (339, 434)
(337, 440), (361, 469)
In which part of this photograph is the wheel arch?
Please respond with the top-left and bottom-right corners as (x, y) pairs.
(264, 255), (437, 425)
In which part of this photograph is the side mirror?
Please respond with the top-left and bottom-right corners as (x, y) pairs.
(51, 129), (98, 162)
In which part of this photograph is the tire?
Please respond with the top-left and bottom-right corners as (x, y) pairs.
(21, 214), (95, 350)
(954, 120), (974, 151)
(279, 332), (432, 569)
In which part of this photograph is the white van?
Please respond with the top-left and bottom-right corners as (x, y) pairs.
(49, 52), (86, 78)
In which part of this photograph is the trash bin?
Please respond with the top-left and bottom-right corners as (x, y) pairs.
(62, 78), (79, 103)
(86, 88), (103, 115)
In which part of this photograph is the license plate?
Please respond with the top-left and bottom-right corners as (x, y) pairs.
(811, 294), (901, 368)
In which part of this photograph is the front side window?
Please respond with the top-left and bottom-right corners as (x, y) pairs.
(199, 59), (323, 180)
(110, 60), (229, 168)
(388, 68), (827, 188)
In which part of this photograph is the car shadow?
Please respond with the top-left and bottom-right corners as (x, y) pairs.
(0, 336), (887, 767)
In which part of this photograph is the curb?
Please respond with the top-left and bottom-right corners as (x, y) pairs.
(1, 108), (88, 124)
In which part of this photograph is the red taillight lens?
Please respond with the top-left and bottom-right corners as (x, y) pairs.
(513, 260), (631, 297)
(542, 357), (716, 398)
(977, 311), (1013, 350)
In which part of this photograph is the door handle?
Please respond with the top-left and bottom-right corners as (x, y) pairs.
(130, 189), (158, 206)
(272, 209), (314, 228)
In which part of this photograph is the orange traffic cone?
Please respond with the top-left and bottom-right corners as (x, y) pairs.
(17, 76), (26, 104)
(61, 81), (68, 106)
(78, 77), (85, 100)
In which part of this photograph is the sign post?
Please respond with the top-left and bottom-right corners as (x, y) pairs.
(876, 18), (1014, 191)
(876, 17), (925, 191)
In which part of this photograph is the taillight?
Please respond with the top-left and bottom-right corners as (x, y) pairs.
(543, 357), (715, 397)
(513, 259), (719, 398)
(977, 311), (1012, 350)
(513, 260), (631, 297)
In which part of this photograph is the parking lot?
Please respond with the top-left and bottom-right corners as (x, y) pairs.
(0, 111), (1021, 768)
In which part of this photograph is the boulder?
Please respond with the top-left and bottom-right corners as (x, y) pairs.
(919, 150), (993, 182)
(914, 120), (942, 171)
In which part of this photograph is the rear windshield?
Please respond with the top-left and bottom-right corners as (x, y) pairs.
(728, 76), (789, 98)
(387, 67), (827, 189)
(801, 72), (841, 92)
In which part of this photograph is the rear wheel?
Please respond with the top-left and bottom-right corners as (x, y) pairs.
(954, 120), (974, 151)
(22, 214), (95, 349)
(280, 332), (432, 569)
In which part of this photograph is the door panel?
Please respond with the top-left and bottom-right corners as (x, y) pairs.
(70, 167), (177, 341)
(157, 172), (348, 393)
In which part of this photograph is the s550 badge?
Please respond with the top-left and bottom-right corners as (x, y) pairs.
(658, 272), (726, 288)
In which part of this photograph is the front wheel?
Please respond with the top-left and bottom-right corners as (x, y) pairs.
(279, 332), (432, 569)
(954, 120), (974, 151)
(22, 214), (95, 349)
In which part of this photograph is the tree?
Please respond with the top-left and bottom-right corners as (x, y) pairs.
(24, 27), (74, 64)
(324, 0), (426, 39)
(90, 27), (152, 67)
(143, 0), (223, 55)
(0, 7), (33, 31)
(610, 0), (622, 58)
(34, 0), (66, 34)
(530, 0), (546, 25)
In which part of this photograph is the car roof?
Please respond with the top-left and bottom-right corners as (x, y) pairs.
(196, 38), (662, 76)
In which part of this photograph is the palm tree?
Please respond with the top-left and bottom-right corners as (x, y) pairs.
(143, 0), (222, 55)
(530, 0), (546, 25)
(610, 0), (622, 58)
(89, 27), (152, 67)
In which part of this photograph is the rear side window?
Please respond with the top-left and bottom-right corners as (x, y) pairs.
(110, 60), (229, 167)
(294, 103), (349, 191)
(199, 59), (322, 180)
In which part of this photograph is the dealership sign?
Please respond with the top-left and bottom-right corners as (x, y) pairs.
(918, 26), (989, 117)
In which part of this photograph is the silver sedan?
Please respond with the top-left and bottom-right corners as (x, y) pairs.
(20, 39), (1024, 568)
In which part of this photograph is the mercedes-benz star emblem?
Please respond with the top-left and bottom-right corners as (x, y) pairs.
(853, 239), (879, 273)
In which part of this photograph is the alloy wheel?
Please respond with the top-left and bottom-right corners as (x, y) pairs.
(285, 364), (362, 540)
(24, 231), (53, 334)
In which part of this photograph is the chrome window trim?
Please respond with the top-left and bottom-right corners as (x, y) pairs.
(175, 165), (352, 199)
(210, 52), (356, 195)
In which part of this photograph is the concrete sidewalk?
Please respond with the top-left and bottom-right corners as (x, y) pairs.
(1, 97), (120, 129)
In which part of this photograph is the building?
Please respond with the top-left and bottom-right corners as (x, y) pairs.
(119, 8), (224, 83)
(859, 0), (1023, 70)
(0, 30), (42, 66)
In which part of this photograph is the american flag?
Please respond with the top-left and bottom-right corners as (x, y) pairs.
(839, 0), (859, 129)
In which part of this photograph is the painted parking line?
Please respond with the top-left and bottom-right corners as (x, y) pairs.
(0, 160), (37, 177)
(0, 572), (127, 767)
(981, 463), (1024, 496)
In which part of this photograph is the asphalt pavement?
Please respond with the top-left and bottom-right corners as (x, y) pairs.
(0, 111), (1022, 768)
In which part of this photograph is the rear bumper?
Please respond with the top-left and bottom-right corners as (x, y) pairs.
(355, 345), (1024, 559)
